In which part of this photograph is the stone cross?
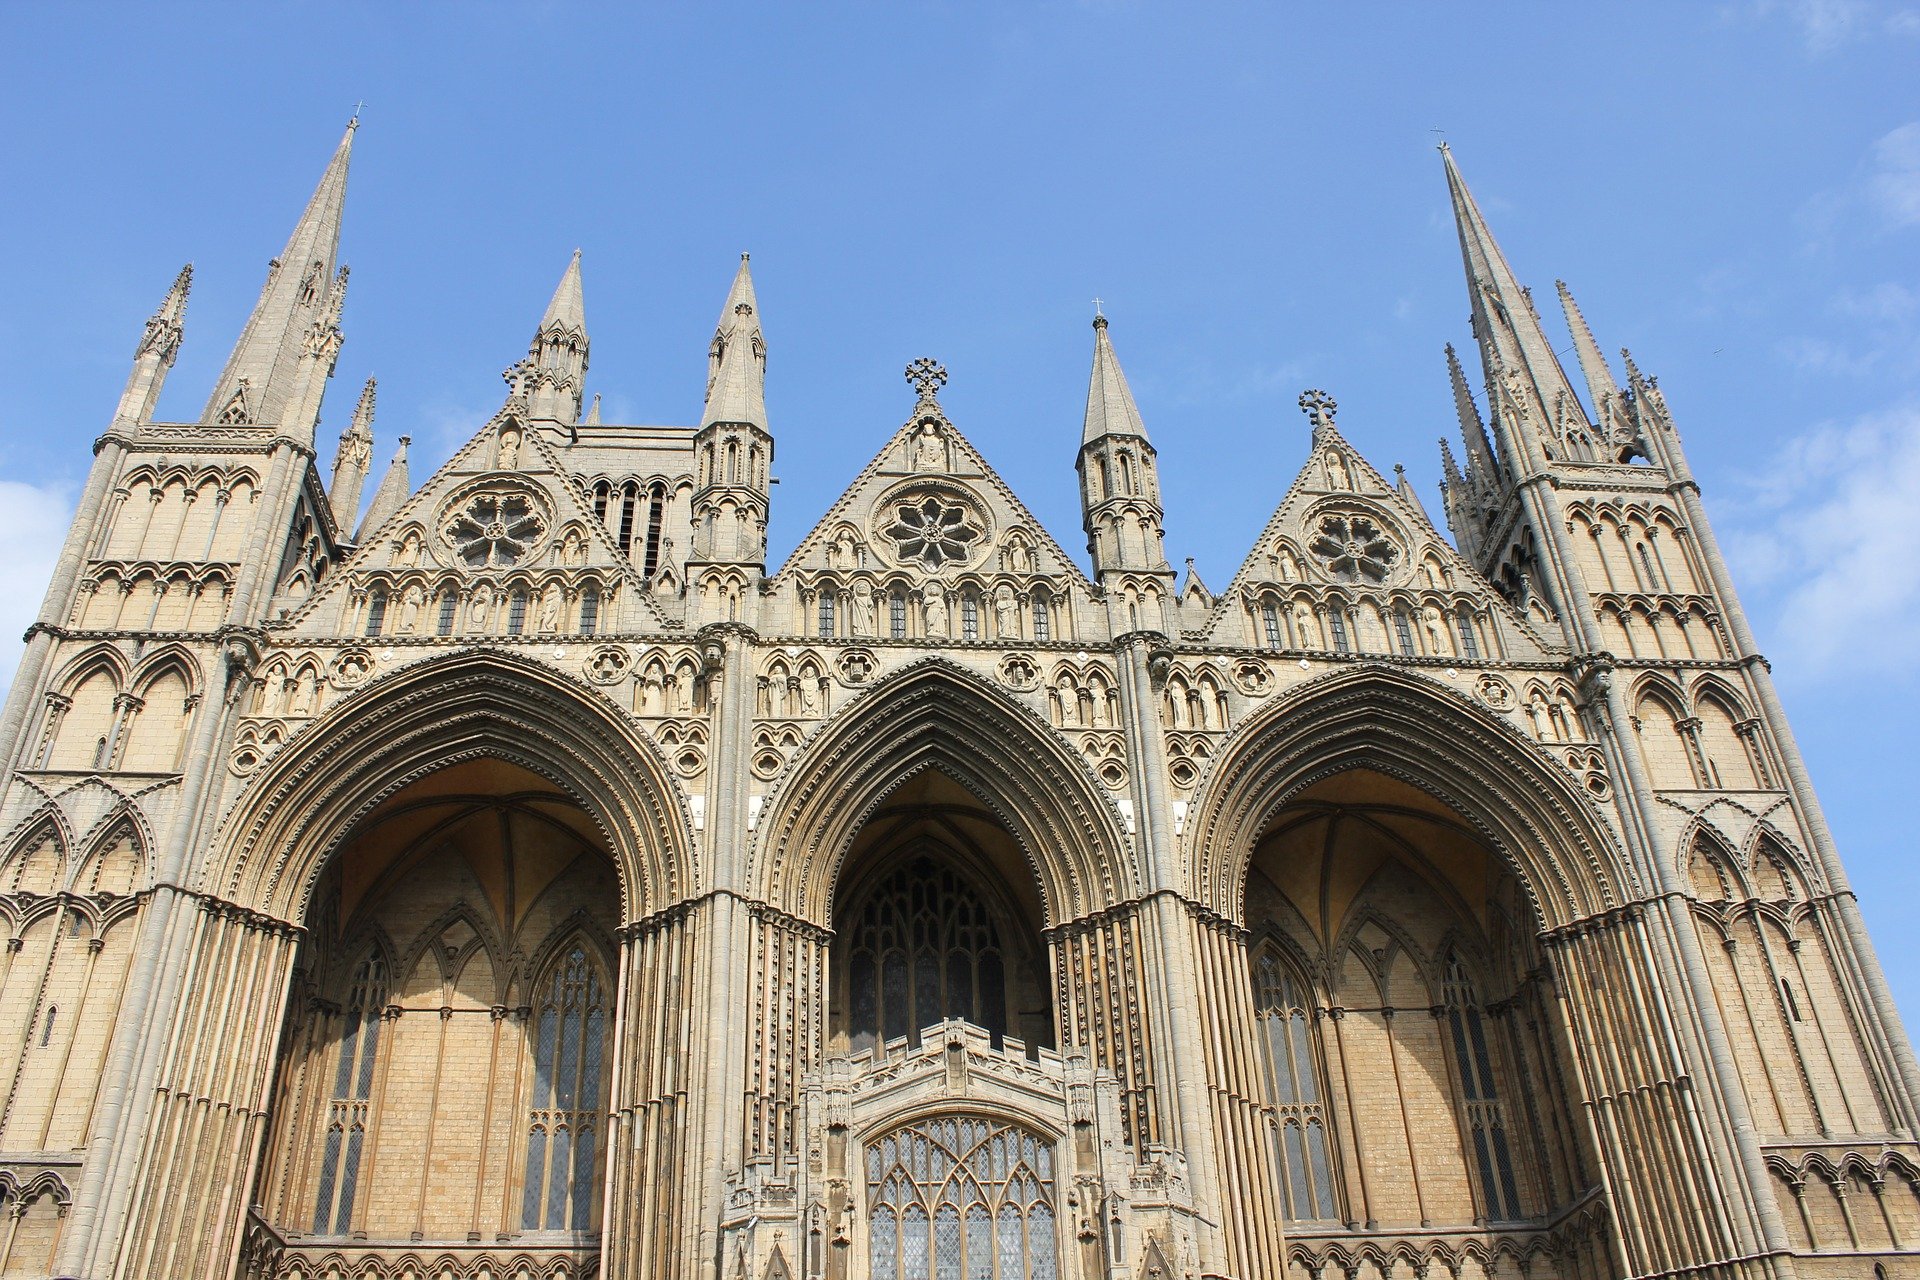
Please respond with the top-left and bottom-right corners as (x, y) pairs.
(1298, 389), (1338, 430)
(906, 357), (948, 400)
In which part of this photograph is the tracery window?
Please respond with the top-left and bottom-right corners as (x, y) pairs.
(884, 494), (983, 571)
(846, 858), (1009, 1054)
(313, 953), (385, 1234)
(866, 1116), (1058, 1280)
(446, 490), (547, 568)
(1443, 957), (1522, 1222)
(1255, 953), (1337, 1221)
(1309, 514), (1398, 584)
(521, 943), (609, 1232)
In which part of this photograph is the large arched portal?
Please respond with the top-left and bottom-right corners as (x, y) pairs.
(1242, 769), (1599, 1277)
(830, 770), (1054, 1058)
(253, 758), (617, 1276)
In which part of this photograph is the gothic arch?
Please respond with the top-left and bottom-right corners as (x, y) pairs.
(205, 648), (693, 924)
(1183, 664), (1630, 930)
(749, 657), (1135, 926)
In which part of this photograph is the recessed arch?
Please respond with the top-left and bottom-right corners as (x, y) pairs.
(749, 657), (1134, 926)
(206, 648), (693, 923)
(1184, 664), (1629, 930)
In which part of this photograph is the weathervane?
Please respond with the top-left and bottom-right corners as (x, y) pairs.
(1298, 389), (1338, 431)
(906, 357), (948, 401)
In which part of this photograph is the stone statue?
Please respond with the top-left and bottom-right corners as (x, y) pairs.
(561, 528), (585, 567)
(1293, 602), (1316, 648)
(468, 585), (492, 626)
(922, 584), (948, 637)
(850, 583), (876, 636)
(537, 585), (562, 633)
(1527, 690), (1553, 740)
(993, 584), (1016, 638)
(498, 427), (521, 469)
(1277, 546), (1300, 583)
(397, 583), (424, 633)
(289, 672), (316, 717)
(394, 530), (422, 568)
(914, 422), (943, 471)
(1326, 449), (1351, 492)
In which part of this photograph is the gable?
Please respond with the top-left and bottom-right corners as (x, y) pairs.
(1200, 425), (1560, 660)
(277, 407), (673, 639)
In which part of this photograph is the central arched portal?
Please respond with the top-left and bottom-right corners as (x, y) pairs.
(252, 758), (618, 1278)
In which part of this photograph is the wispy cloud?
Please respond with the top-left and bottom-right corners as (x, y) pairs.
(1721, 403), (1920, 680)
(1727, 0), (1920, 51)
(1867, 121), (1920, 228)
(0, 480), (76, 695)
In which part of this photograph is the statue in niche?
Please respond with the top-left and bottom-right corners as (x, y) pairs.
(1527, 690), (1553, 740)
(468, 584), (493, 627)
(1422, 605), (1449, 655)
(993, 583), (1016, 637)
(1293, 601), (1317, 648)
(1554, 692), (1579, 741)
(1325, 449), (1352, 491)
(561, 527), (586, 566)
(397, 583), (424, 633)
(1276, 545), (1300, 583)
(394, 530), (422, 568)
(1000, 536), (1035, 574)
(537, 585), (562, 633)
(921, 584), (949, 637)
(849, 583), (876, 636)
(289, 671), (316, 717)
(828, 528), (859, 570)
(799, 677), (819, 717)
(498, 426), (521, 469)
(913, 421), (944, 471)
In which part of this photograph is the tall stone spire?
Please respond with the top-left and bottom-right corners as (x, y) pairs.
(1082, 312), (1151, 446)
(330, 378), (377, 528)
(702, 254), (766, 431)
(1440, 143), (1592, 467)
(355, 434), (410, 543)
(1556, 279), (1640, 456)
(203, 120), (355, 426)
(518, 250), (590, 424)
(1077, 313), (1173, 585)
(114, 264), (192, 425)
(1446, 342), (1502, 494)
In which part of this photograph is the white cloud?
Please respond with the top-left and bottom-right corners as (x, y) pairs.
(0, 481), (76, 696)
(1730, 0), (1920, 50)
(1868, 121), (1920, 228)
(1720, 403), (1920, 679)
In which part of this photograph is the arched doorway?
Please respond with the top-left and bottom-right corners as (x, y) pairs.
(251, 758), (617, 1276)
(829, 771), (1053, 1058)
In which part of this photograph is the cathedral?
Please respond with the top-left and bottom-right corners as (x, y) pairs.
(0, 119), (1915, 1280)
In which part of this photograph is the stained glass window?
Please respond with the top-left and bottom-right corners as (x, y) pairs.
(313, 953), (385, 1234)
(522, 943), (610, 1231)
(1444, 956), (1523, 1221)
(845, 858), (1010, 1054)
(866, 1117), (1058, 1280)
(1255, 953), (1337, 1221)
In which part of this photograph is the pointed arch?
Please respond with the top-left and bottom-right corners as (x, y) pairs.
(205, 648), (693, 923)
(749, 657), (1135, 926)
(1184, 664), (1628, 930)
(75, 810), (148, 897)
(1, 812), (68, 895)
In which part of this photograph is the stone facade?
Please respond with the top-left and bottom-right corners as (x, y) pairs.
(0, 122), (1916, 1280)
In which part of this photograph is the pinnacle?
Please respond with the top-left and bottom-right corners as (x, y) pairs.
(1082, 312), (1149, 446)
(349, 376), (376, 434)
(702, 255), (767, 431)
(540, 249), (587, 336)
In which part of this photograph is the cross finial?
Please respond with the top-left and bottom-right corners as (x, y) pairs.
(906, 357), (948, 400)
(350, 101), (366, 128)
(1298, 389), (1338, 430)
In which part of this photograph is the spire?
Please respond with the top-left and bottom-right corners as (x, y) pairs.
(1082, 314), (1151, 445)
(584, 392), (602, 425)
(519, 250), (590, 423)
(1446, 342), (1502, 492)
(701, 254), (767, 431)
(1439, 144), (1590, 462)
(1555, 280), (1640, 459)
(330, 378), (377, 528)
(114, 263), (192, 424)
(354, 434), (410, 543)
(204, 120), (355, 425)
(1394, 462), (1433, 524)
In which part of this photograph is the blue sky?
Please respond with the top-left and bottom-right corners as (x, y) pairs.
(2, 4), (1918, 1010)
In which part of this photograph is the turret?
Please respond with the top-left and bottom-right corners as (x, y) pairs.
(203, 121), (354, 428)
(516, 250), (589, 424)
(113, 264), (191, 426)
(689, 255), (772, 570)
(1076, 313), (1172, 579)
(330, 377), (377, 529)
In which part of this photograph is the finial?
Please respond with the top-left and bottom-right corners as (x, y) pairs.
(905, 357), (948, 401)
(1298, 389), (1338, 431)
(1092, 297), (1106, 329)
(1394, 463), (1407, 480)
(350, 101), (365, 129)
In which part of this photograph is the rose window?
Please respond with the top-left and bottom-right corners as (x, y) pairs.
(445, 491), (547, 568)
(1309, 514), (1397, 584)
(883, 494), (982, 571)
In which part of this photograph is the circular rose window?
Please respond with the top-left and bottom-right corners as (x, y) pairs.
(1308, 513), (1398, 584)
(881, 492), (983, 571)
(444, 490), (547, 568)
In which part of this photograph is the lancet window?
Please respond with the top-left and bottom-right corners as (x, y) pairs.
(579, 587), (599, 635)
(845, 858), (1010, 1054)
(436, 592), (457, 635)
(1454, 607), (1481, 660)
(891, 592), (909, 640)
(1255, 952), (1337, 1221)
(363, 591), (387, 637)
(1392, 608), (1416, 656)
(521, 943), (609, 1232)
(1031, 596), (1050, 642)
(312, 953), (385, 1234)
(1444, 956), (1522, 1222)
(865, 1116), (1058, 1280)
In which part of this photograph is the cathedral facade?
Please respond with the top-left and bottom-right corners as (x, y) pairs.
(0, 121), (1915, 1280)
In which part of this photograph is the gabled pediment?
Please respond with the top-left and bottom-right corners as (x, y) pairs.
(1200, 423), (1560, 659)
(772, 401), (1093, 594)
(277, 408), (670, 636)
